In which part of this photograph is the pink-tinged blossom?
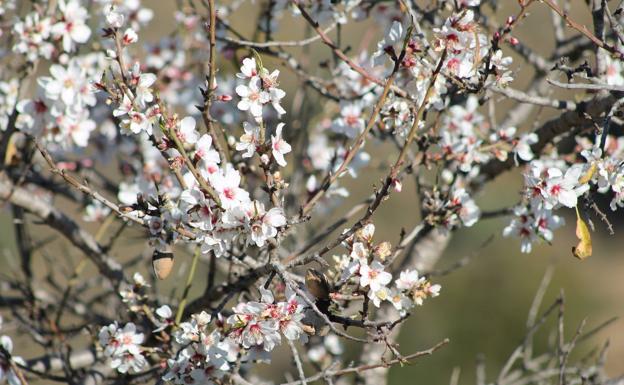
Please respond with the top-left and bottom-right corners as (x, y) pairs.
(527, 164), (589, 209)
(121, 111), (151, 135)
(359, 261), (392, 291)
(503, 202), (565, 253)
(122, 28), (138, 45)
(129, 64), (156, 108)
(209, 164), (250, 210)
(249, 203), (286, 247)
(332, 103), (365, 138)
(373, 21), (404, 65)
(51, 0), (92, 52)
(12, 12), (54, 61)
(195, 134), (220, 166)
(98, 322), (147, 374)
(271, 123), (291, 167)
(178, 116), (199, 144)
(236, 121), (261, 158)
(237, 58), (258, 79)
(236, 77), (268, 118)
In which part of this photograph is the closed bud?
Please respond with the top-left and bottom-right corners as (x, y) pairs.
(152, 248), (174, 280)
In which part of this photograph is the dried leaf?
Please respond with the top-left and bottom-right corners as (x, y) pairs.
(305, 269), (330, 301)
(572, 207), (592, 260)
(578, 163), (597, 185)
(152, 249), (175, 280)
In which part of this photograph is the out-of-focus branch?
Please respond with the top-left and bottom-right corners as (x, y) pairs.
(0, 175), (127, 288)
(24, 349), (99, 374)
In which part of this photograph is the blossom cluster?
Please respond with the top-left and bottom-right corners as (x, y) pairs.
(12, 0), (92, 62)
(504, 137), (624, 253)
(16, 55), (103, 149)
(4, 0), (624, 383)
(95, 5), (291, 258)
(332, 224), (441, 314)
(99, 283), (307, 383)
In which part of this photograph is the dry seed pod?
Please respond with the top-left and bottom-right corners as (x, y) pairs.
(305, 269), (331, 301)
(152, 247), (174, 280)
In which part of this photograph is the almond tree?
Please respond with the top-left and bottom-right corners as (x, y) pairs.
(0, 0), (622, 384)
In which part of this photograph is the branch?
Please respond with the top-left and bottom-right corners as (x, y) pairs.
(0, 175), (127, 288)
(478, 92), (615, 184)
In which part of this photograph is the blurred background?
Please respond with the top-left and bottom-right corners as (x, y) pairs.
(1, 1), (623, 384)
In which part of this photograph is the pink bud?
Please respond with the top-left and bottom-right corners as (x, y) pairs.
(392, 179), (402, 193)
(508, 37), (519, 45)
(57, 161), (77, 171)
(218, 94), (232, 102)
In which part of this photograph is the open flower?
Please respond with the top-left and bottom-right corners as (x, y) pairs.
(51, 0), (92, 52)
(359, 261), (392, 291)
(236, 77), (268, 119)
(271, 123), (291, 167)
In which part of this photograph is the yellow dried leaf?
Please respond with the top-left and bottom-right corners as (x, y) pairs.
(572, 207), (592, 260)
(578, 163), (597, 185)
(4, 134), (18, 166)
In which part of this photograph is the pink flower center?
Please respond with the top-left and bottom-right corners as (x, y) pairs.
(223, 187), (235, 200)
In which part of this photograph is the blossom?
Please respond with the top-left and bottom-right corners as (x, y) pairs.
(236, 121), (261, 158)
(0, 332), (25, 385)
(51, 0), (92, 52)
(515, 133), (538, 162)
(249, 203), (286, 247)
(373, 21), (405, 65)
(122, 28), (139, 45)
(98, 322), (147, 374)
(178, 116), (199, 144)
(83, 201), (111, 222)
(236, 77), (268, 118)
(271, 123), (291, 167)
(237, 58), (258, 79)
(368, 286), (391, 307)
(121, 111), (151, 135)
(332, 103), (365, 138)
(12, 12), (54, 61)
(604, 55), (624, 86)
(129, 64), (156, 108)
(359, 261), (392, 291)
(105, 6), (125, 28)
(395, 269), (421, 291)
(154, 305), (174, 332)
(39, 60), (94, 107)
(209, 164), (250, 209)
(195, 134), (221, 167)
